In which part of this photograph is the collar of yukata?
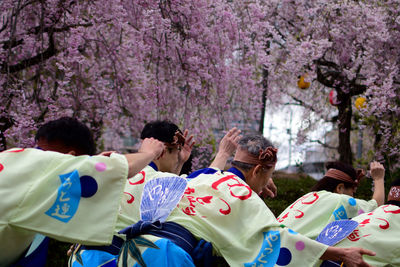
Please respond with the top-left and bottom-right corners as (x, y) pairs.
(164, 131), (185, 150)
(325, 168), (363, 186)
(388, 186), (400, 202)
(149, 161), (158, 171)
(227, 167), (246, 181)
(233, 147), (277, 168)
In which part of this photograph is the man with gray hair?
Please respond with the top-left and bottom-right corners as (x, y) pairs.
(119, 132), (375, 267)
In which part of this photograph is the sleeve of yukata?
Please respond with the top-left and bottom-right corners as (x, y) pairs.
(167, 170), (328, 267)
(335, 193), (377, 219)
(0, 148), (128, 245)
(332, 204), (400, 266)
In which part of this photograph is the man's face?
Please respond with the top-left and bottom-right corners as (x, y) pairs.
(157, 146), (180, 174)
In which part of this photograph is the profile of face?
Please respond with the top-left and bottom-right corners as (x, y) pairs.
(157, 146), (180, 173)
(247, 165), (275, 195)
(335, 183), (356, 197)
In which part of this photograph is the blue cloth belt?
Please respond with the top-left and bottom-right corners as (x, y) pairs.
(81, 235), (124, 255)
(81, 221), (197, 257)
(119, 220), (198, 256)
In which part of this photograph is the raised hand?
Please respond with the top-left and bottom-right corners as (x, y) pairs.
(209, 128), (242, 169)
(139, 137), (165, 160)
(179, 129), (195, 163)
(369, 161), (385, 181)
(217, 127), (242, 157)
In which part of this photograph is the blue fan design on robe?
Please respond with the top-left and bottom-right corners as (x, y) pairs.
(316, 219), (359, 246)
(118, 176), (188, 267)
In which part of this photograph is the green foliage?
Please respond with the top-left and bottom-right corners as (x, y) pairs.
(265, 175), (316, 216)
(46, 239), (71, 267)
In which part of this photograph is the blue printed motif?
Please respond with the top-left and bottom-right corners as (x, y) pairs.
(45, 170), (82, 223)
(244, 230), (281, 267)
(288, 229), (298, 235)
(333, 205), (348, 220)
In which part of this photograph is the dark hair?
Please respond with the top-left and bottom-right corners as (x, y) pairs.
(140, 120), (181, 143)
(231, 134), (275, 172)
(180, 154), (193, 175)
(35, 117), (95, 155)
(387, 178), (400, 207)
(311, 161), (357, 192)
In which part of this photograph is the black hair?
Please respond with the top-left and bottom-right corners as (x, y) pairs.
(387, 178), (400, 207)
(180, 154), (193, 175)
(311, 161), (357, 192)
(140, 120), (181, 143)
(35, 117), (95, 155)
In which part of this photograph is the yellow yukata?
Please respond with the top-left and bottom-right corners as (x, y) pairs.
(0, 148), (128, 266)
(116, 164), (178, 232)
(330, 204), (400, 266)
(165, 168), (329, 267)
(277, 190), (377, 239)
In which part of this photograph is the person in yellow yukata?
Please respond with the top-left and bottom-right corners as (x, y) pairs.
(68, 121), (245, 267)
(0, 117), (164, 267)
(116, 134), (376, 267)
(277, 161), (385, 239)
(320, 178), (400, 266)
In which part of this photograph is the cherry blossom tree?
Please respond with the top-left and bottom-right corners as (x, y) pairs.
(263, 0), (400, 165)
(1, 0), (399, 170)
(0, 0), (270, 154)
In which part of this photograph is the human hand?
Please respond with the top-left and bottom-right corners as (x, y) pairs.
(98, 151), (117, 157)
(260, 178), (277, 198)
(179, 129), (195, 163)
(67, 244), (74, 256)
(139, 138), (165, 159)
(341, 247), (375, 267)
(217, 127), (241, 157)
(369, 161), (385, 181)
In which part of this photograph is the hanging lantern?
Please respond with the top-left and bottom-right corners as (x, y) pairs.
(355, 97), (367, 111)
(297, 74), (310, 90)
(329, 90), (339, 106)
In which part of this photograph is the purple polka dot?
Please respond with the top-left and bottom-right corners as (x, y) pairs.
(295, 241), (305, 251)
(277, 247), (292, 266)
(358, 209), (365, 215)
(95, 162), (107, 172)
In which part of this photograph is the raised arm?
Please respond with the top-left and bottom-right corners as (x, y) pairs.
(369, 161), (385, 206)
(321, 247), (375, 267)
(210, 127), (241, 169)
(124, 137), (165, 177)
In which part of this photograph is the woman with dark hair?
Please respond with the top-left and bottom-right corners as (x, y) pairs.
(277, 161), (385, 239)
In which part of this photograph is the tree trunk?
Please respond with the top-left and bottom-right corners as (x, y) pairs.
(258, 68), (268, 134)
(0, 115), (14, 151)
(337, 90), (353, 164)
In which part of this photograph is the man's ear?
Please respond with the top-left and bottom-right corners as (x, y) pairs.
(67, 150), (76, 156)
(252, 164), (264, 176)
(334, 183), (345, 194)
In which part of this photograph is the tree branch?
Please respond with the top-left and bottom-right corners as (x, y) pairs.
(1, 32), (57, 74)
(309, 139), (337, 149)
